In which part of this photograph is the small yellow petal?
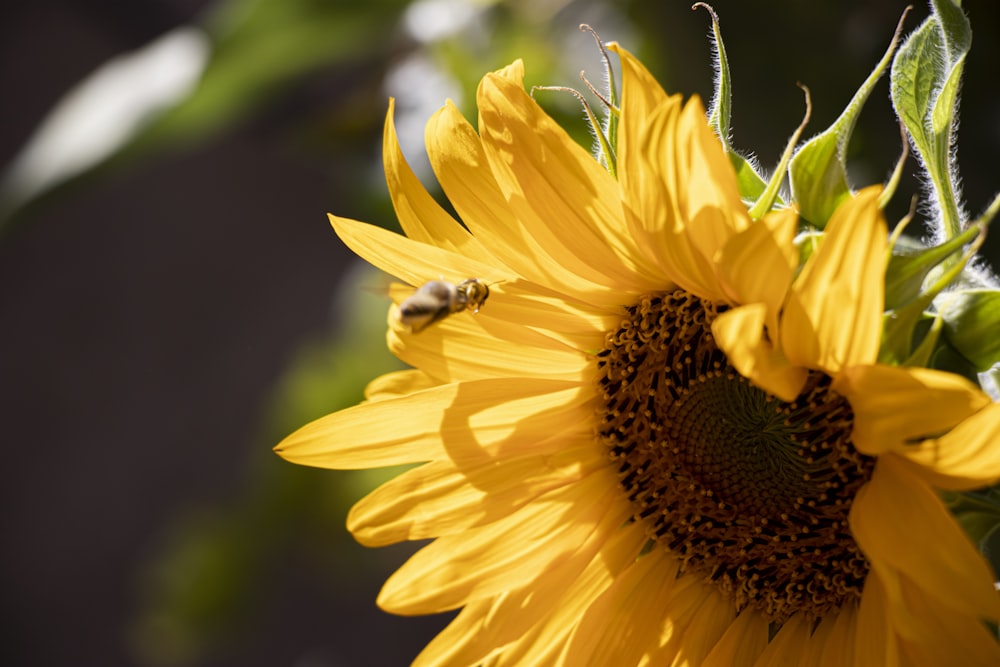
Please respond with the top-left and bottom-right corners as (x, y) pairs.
(620, 99), (726, 301)
(895, 575), (1000, 667)
(411, 596), (499, 667)
(712, 304), (807, 401)
(782, 186), (886, 372)
(347, 443), (605, 546)
(902, 401), (1000, 490)
(850, 455), (1000, 622)
(274, 382), (458, 468)
(855, 572), (900, 667)
(377, 469), (628, 614)
(388, 307), (590, 383)
(426, 101), (617, 304)
(490, 522), (648, 666)
(491, 58), (524, 84)
(478, 280), (619, 352)
(717, 207), (798, 312)
(834, 364), (989, 455)
(751, 613), (810, 666)
(609, 42), (685, 282)
(275, 377), (582, 469)
(563, 549), (680, 666)
(477, 70), (661, 296)
(383, 99), (496, 260)
(330, 215), (507, 287)
(701, 609), (769, 667)
(642, 577), (735, 666)
(808, 604), (858, 667)
(364, 369), (437, 401)
(609, 42), (674, 133)
(676, 98), (752, 265)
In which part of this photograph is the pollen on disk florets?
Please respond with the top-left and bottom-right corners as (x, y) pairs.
(596, 290), (874, 623)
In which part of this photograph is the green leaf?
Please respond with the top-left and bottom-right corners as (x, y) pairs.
(941, 289), (1000, 372)
(890, 0), (972, 241)
(696, 3), (769, 204)
(789, 12), (906, 227)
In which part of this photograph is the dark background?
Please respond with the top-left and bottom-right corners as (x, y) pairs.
(1, 1), (998, 665)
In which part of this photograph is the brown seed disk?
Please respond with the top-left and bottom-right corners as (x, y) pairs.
(596, 290), (873, 622)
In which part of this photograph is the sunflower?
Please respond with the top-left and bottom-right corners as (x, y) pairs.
(276, 42), (1000, 665)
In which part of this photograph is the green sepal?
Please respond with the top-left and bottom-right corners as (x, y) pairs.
(748, 89), (808, 220)
(943, 488), (1000, 581)
(794, 229), (824, 268)
(905, 311), (943, 368)
(884, 223), (979, 310)
(940, 289), (1000, 372)
(696, 3), (769, 205)
(890, 0), (971, 241)
(926, 331), (981, 383)
(789, 13), (904, 228)
(880, 224), (981, 365)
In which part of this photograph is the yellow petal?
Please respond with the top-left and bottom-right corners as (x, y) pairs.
(895, 575), (1000, 667)
(411, 596), (500, 667)
(611, 42), (751, 303)
(855, 572), (900, 667)
(701, 609), (769, 667)
(609, 42), (673, 136)
(563, 549), (681, 666)
(377, 469), (628, 614)
(807, 604), (857, 667)
(389, 277), (608, 353)
(717, 207), (799, 312)
(751, 613), (810, 666)
(834, 364), (990, 455)
(414, 523), (647, 667)
(608, 42), (684, 281)
(477, 69), (661, 296)
(902, 401), (1000, 490)
(619, 98), (726, 301)
(425, 101), (621, 306)
(782, 186), (886, 372)
(383, 99), (496, 261)
(642, 576), (735, 666)
(275, 377), (582, 469)
(712, 304), (807, 401)
(489, 522), (649, 666)
(331, 215), (508, 287)
(850, 455), (1000, 622)
(347, 442), (605, 546)
(675, 97), (752, 267)
(387, 306), (590, 383)
(364, 369), (437, 401)
(477, 280), (619, 352)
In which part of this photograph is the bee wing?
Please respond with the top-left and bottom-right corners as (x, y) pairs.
(387, 282), (414, 303)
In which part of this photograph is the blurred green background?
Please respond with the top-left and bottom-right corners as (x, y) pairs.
(1, 1), (998, 665)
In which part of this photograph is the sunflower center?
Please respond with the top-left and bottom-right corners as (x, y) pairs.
(596, 290), (873, 623)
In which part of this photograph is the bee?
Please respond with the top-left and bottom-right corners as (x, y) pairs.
(398, 278), (491, 333)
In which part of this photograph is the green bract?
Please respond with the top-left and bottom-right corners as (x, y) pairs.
(942, 289), (1000, 372)
(788, 13), (907, 229)
(697, 3), (769, 205)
